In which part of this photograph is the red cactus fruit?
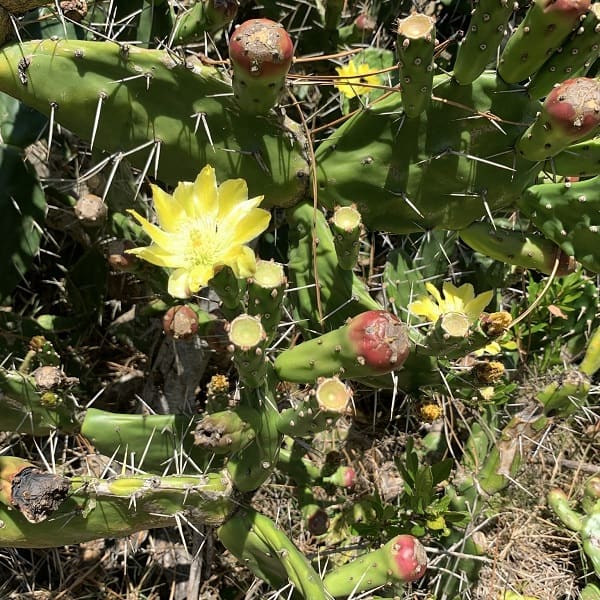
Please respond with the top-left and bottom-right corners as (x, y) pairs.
(347, 310), (410, 373)
(545, 77), (600, 137)
(388, 534), (428, 582)
(229, 18), (293, 80)
(163, 305), (199, 340)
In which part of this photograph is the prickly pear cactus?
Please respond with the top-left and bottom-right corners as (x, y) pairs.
(1, 1), (599, 599)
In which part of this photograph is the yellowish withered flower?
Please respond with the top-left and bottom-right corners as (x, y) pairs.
(334, 60), (380, 98)
(418, 402), (443, 423)
(408, 282), (493, 324)
(127, 165), (271, 299)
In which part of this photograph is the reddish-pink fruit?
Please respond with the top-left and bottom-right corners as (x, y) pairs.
(229, 18), (293, 80)
(347, 310), (410, 372)
(545, 77), (600, 137)
(543, 0), (590, 19)
(163, 305), (199, 340)
(388, 534), (428, 582)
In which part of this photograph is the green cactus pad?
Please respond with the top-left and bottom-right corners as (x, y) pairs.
(316, 72), (538, 233)
(498, 0), (591, 84)
(0, 470), (234, 547)
(0, 39), (308, 207)
(453, 0), (516, 85)
(518, 176), (600, 272)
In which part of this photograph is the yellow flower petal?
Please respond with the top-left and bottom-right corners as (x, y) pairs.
(217, 178), (248, 219)
(191, 164), (218, 219)
(408, 296), (442, 322)
(151, 184), (186, 232)
(229, 207), (271, 245)
(127, 165), (271, 300)
(442, 282), (472, 313)
(222, 245), (257, 279)
(424, 282), (443, 305)
(464, 289), (493, 322)
(127, 209), (182, 254)
(188, 263), (215, 292)
(126, 244), (186, 268)
(168, 268), (193, 299)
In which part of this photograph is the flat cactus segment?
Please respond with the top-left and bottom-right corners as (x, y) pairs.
(0, 39), (308, 207)
(173, 0), (238, 44)
(498, 0), (591, 84)
(459, 221), (576, 274)
(396, 13), (436, 118)
(550, 137), (600, 176)
(528, 3), (600, 99)
(518, 176), (600, 272)
(80, 408), (216, 473)
(315, 72), (538, 233)
(453, 0), (516, 85)
(0, 470), (234, 548)
(517, 77), (600, 161)
(286, 201), (381, 333)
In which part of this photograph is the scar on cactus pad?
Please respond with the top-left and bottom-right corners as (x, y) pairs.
(126, 165), (271, 299)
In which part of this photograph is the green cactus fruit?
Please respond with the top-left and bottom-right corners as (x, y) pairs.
(322, 534), (427, 597)
(173, 0), (239, 44)
(80, 408), (217, 473)
(227, 314), (268, 388)
(453, 0), (516, 85)
(228, 18), (294, 115)
(528, 3), (600, 99)
(247, 259), (287, 343)
(316, 72), (538, 233)
(396, 13), (436, 118)
(517, 77), (600, 161)
(330, 204), (362, 271)
(276, 376), (352, 436)
(459, 221), (577, 274)
(0, 39), (308, 207)
(417, 311), (509, 359)
(498, 0), (591, 84)
(286, 201), (381, 333)
(0, 469), (234, 548)
(0, 367), (78, 436)
(193, 406), (258, 454)
(550, 138), (600, 176)
(518, 176), (600, 272)
(210, 266), (246, 320)
(275, 310), (410, 383)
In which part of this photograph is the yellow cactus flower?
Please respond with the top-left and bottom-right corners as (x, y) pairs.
(334, 60), (380, 98)
(408, 282), (493, 324)
(418, 402), (443, 422)
(127, 165), (271, 299)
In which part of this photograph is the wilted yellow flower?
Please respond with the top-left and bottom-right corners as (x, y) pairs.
(127, 165), (270, 299)
(409, 282), (493, 324)
(334, 60), (379, 98)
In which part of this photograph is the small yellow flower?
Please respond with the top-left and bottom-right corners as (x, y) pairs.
(334, 61), (379, 98)
(408, 282), (493, 324)
(127, 165), (270, 299)
(419, 402), (443, 422)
